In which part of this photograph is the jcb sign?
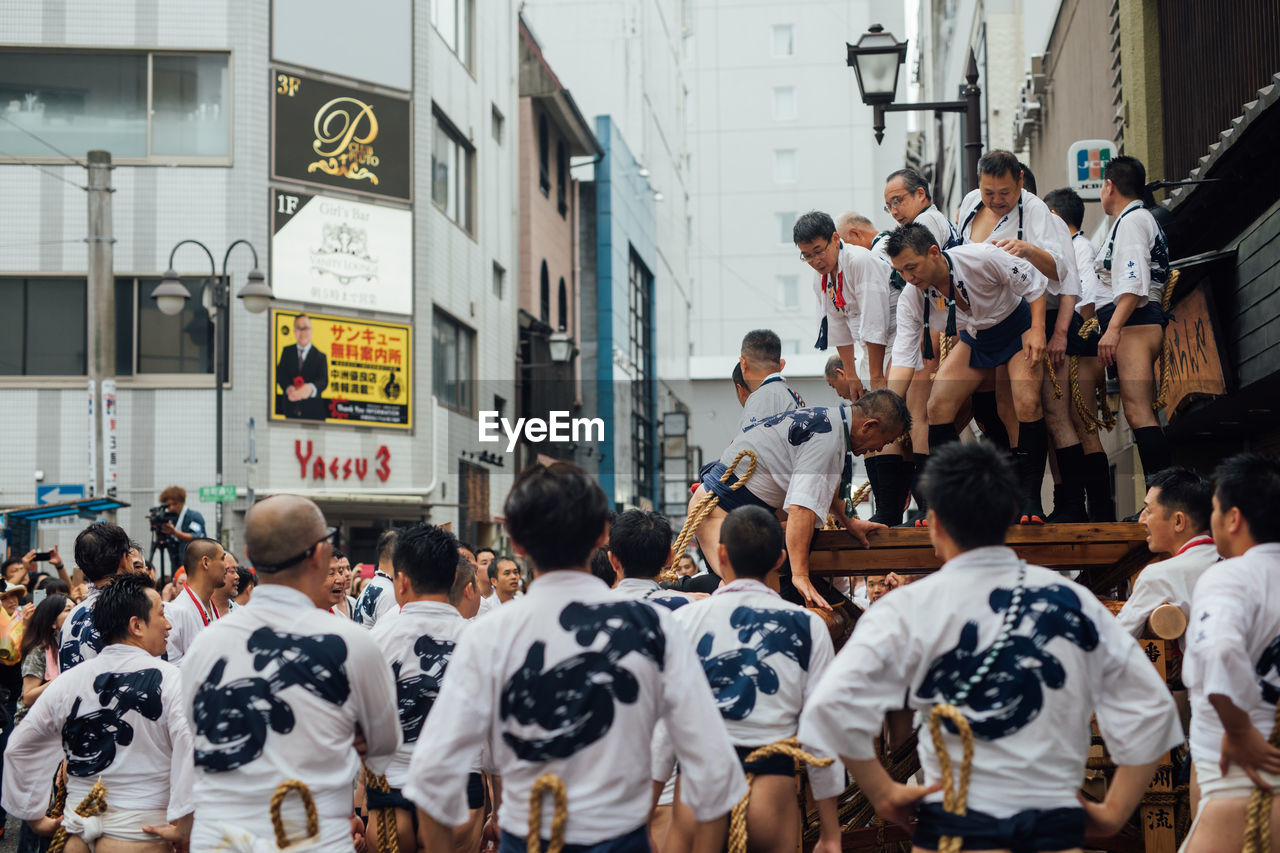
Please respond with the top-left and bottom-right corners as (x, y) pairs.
(1067, 139), (1115, 201)
(272, 69), (411, 202)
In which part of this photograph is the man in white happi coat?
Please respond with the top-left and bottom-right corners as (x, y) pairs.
(407, 463), (746, 853)
(3, 573), (195, 852)
(655, 506), (844, 853)
(1182, 453), (1280, 850)
(1117, 467), (1218, 649)
(164, 537), (227, 665)
(800, 442), (1182, 850)
(181, 495), (400, 852)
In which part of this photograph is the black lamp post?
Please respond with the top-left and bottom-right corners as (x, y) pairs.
(151, 239), (271, 541)
(847, 24), (984, 194)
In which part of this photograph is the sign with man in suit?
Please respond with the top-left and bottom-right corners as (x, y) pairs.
(270, 308), (412, 429)
(275, 313), (329, 420)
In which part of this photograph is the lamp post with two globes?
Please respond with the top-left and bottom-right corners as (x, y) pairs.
(150, 239), (271, 541)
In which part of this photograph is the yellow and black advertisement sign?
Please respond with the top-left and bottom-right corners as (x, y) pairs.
(272, 69), (412, 201)
(271, 308), (411, 429)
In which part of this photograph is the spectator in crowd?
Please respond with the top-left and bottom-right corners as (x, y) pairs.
(354, 530), (400, 628)
(488, 557), (522, 606)
(589, 548), (618, 588)
(13, 592), (71, 724)
(164, 538), (227, 665)
(212, 550), (241, 615)
(328, 548), (357, 619)
(234, 566), (257, 607)
(5, 549), (71, 605)
(157, 486), (207, 566)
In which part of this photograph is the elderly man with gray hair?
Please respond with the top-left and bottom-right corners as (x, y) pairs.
(181, 495), (401, 852)
(688, 389), (911, 610)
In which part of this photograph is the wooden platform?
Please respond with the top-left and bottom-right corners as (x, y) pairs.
(807, 522), (1155, 597)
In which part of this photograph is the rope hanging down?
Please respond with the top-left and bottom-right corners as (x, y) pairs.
(528, 773), (569, 853)
(47, 778), (109, 853)
(1068, 318), (1117, 435)
(727, 737), (833, 853)
(928, 706), (975, 853)
(1242, 701), (1280, 853)
(661, 450), (758, 583)
(364, 768), (401, 853)
(271, 779), (320, 849)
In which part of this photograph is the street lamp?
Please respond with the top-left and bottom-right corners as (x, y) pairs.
(548, 331), (574, 364)
(847, 24), (984, 194)
(151, 239), (270, 542)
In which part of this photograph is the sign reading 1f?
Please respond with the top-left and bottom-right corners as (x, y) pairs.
(277, 194), (300, 216)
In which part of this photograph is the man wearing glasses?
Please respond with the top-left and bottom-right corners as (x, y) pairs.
(181, 495), (400, 852)
(877, 168), (960, 524)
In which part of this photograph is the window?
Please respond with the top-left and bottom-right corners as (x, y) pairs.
(628, 249), (656, 505)
(772, 86), (796, 121)
(557, 277), (568, 331)
(433, 310), (474, 413)
(0, 278), (87, 375)
(777, 275), (799, 310)
(538, 113), (551, 197)
(431, 0), (472, 68)
(114, 277), (219, 376)
(556, 140), (569, 217)
(773, 148), (797, 183)
(539, 261), (551, 324)
(492, 261), (506, 299)
(492, 104), (504, 144)
(777, 212), (797, 244)
(771, 24), (794, 58)
(0, 50), (230, 163)
(432, 111), (473, 232)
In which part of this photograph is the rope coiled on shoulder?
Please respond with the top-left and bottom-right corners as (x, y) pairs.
(661, 450), (758, 583)
(727, 737), (833, 853)
(527, 774), (568, 853)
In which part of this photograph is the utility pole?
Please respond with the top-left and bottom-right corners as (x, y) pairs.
(86, 150), (115, 503)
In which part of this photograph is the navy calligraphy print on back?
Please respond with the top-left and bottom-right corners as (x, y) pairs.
(60, 604), (102, 671)
(355, 584), (384, 623)
(696, 606), (812, 721)
(500, 601), (665, 761)
(1256, 635), (1280, 704)
(394, 635), (456, 744)
(191, 626), (350, 771)
(917, 584), (1099, 739)
(63, 668), (165, 776)
(743, 408), (833, 447)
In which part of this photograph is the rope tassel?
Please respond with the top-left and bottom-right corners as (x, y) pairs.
(928, 706), (975, 853)
(48, 778), (108, 853)
(528, 774), (568, 853)
(364, 768), (401, 853)
(271, 780), (320, 850)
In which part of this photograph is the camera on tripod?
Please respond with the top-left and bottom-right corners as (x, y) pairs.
(149, 504), (179, 535)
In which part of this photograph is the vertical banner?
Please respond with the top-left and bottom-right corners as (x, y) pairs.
(102, 379), (119, 498)
(270, 308), (412, 429)
(87, 380), (97, 498)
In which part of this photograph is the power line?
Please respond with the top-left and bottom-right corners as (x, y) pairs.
(0, 148), (87, 190)
(0, 112), (88, 167)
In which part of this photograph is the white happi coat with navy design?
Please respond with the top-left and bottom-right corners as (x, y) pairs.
(799, 547), (1182, 818)
(655, 579), (844, 799)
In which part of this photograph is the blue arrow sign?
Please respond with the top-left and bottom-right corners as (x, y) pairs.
(37, 484), (86, 505)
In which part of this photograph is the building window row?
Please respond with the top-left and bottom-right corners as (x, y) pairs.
(433, 309), (475, 414)
(0, 49), (231, 164)
(431, 0), (473, 70)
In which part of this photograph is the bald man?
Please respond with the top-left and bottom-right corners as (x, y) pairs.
(836, 212), (878, 250)
(181, 495), (400, 851)
(164, 537), (226, 665)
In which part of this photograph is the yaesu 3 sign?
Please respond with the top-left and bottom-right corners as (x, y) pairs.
(273, 69), (411, 202)
(271, 308), (412, 429)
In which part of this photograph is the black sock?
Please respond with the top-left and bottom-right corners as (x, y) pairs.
(973, 391), (1010, 449)
(910, 453), (930, 513)
(1017, 419), (1049, 516)
(1133, 426), (1172, 482)
(867, 456), (910, 526)
(1083, 451), (1115, 522)
(928, 423), (960, 451)
(1054, 443), (1085, 487)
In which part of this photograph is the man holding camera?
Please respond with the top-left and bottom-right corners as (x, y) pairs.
(156, 486), (206, 567)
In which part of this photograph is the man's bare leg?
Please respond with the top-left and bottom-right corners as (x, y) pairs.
(453, 807), (484, 853)
(689, 486), (730, 575)
(664, 776), (696, 853)
(67, 838), (171, 853)
(742, 776), (801, 853)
